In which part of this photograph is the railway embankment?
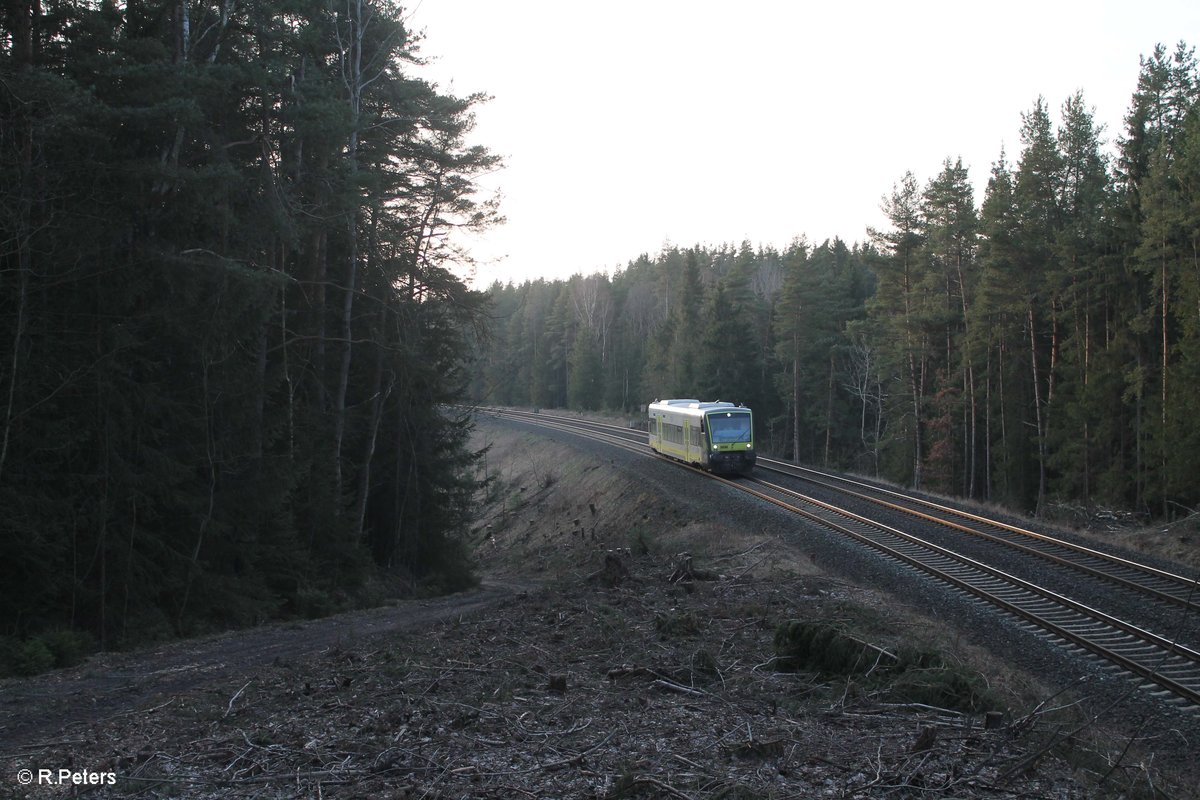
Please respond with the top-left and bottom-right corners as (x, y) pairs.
(460, 413), (1200, 797)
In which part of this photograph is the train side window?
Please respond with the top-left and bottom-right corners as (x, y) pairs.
(666, 423), (683, 444)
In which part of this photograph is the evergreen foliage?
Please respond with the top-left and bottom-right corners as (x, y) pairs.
(7, 8), (1200, 667)
(0, 1), (496, 663)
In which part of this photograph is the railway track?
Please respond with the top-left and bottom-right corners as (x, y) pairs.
(478, 407), (1200, 614)
(734, 474), (1200, 709)
(475, 406), (1200, 710)
(756, 458), (1200, 613)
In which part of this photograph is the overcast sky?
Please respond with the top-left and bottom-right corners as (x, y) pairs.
(406, 1), (1200, 286)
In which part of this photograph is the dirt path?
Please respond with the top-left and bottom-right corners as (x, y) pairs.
(0, 580), (522, 754)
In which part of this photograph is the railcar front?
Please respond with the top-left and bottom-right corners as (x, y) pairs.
(704, 404), (755, 475)
(647, 399), (755, 475)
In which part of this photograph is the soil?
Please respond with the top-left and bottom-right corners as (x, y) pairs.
(1, 413), (1197, 798)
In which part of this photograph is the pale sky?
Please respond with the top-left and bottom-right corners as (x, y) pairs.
(406, 1), (1200, 286)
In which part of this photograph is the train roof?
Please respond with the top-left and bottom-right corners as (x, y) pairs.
(648, 399), (750, 413)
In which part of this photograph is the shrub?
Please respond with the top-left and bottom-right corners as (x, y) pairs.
(773, 620), (893, 675)
(39, 629), (95, 668)
(690, 648), (720, 680)
(13, 639), (55, 676)
(0, 636), (19, 677)
(655, 611), (702, 637)
(291, 586), (338, 620)
(773, 619), (1003, 713)
(885, 664), (994, 712)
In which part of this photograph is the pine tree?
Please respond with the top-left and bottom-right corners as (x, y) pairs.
(1116, 42), (1200, 512)
(1013, 97), (1066, 511)
(920, 159), (979, 495)
(868, 172), (930, 488)
(774, 238), (812, 461)
(1047, 91), (1117, 505)
(0, 0), (499, 655)
(568, 332), (603, 410)
(698, 285), (757, 405)
(974, 150), (1029, 505)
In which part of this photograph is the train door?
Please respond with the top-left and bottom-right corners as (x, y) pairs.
(683, 420), (692, 462)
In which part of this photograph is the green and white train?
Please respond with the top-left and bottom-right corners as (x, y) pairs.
(647, 399), (756, 475)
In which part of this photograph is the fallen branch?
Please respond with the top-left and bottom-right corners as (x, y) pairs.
(652, 678), (706, 697)
(224, 680), (252, 718)
(627, 776), (696, 799)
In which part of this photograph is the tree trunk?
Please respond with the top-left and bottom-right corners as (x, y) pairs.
(0, 225), (27, 483)
(178, 355), (217, 629)
(331, 216), (356, 502)
(1161, 259), (1169, 517)
(983, 351), (992, 502)
(792, 336), (800, 463)
(955, 258), (977, 499)
(1028, 304), (1047, 512)
(1083, 303), (1091, 501)
(824, 351), (835, 467)
(330, 0), (371, 505)
(254, 317), (268, 461)
(5, 1), (38, 67)
(908, 349), (924, 490)
(0, 2), (36, 480)
(998, 336), (1008, 502)
(353, 326), (391, 540)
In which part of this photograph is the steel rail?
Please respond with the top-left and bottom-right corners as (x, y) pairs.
(735, 475), (1200, 708)
(756, 458), (1200, 611)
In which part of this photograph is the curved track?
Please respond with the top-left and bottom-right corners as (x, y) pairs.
(756, 458), (1200, 613)
(474, 406), (1200, 710)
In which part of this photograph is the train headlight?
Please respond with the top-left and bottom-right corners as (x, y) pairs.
(746, 444), (752, 449)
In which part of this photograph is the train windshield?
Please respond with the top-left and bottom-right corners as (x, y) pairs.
(707, 412), (752, 443)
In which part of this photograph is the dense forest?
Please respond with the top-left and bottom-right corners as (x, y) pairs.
(4, 5), (1199, 679)
(472, 42), (1200, 525)
(0, 1), (497, 672)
